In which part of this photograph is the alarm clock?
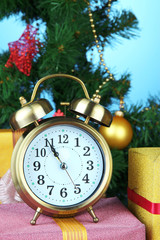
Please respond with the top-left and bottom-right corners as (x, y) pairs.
(10, 74), (112, 225)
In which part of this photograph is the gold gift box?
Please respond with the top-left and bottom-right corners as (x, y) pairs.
(128, 148), (160, 240)
(0, 129), (24, 177)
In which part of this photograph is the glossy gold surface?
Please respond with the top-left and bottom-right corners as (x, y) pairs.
(69, 98), (112, 127)
(10, 74), (112, 131)
(99, 114), (133, 149)
(9, 99), (53, 130)
(10, 74), (90, 130)
(11, 117), (112, 217)
(87, 206), (99, 223)
(29, 74), (90, 104)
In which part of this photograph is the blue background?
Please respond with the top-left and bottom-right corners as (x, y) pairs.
(0, 0), (159, 108)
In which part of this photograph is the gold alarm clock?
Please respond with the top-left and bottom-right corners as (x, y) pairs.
(10, 74), (112, 225)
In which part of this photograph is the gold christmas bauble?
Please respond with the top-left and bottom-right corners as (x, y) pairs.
(99, 111), (133, 149)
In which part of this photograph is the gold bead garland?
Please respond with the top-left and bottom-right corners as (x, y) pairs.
(88, 2), (134, 149)
(120, 96), (125, 110)
(87, 1), (115, 100)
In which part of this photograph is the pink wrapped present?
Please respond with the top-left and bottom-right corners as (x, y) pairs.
(0, 197), (145, 240)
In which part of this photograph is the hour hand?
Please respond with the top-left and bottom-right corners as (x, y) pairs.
(47, 140), (62, 164)
(50, 145), (59, 157)
(47, 140), (59, 157)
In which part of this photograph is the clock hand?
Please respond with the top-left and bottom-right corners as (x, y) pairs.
(64, 168), (77, 189)
(47, 140), (77, 188)
(47, 140), (62, 163)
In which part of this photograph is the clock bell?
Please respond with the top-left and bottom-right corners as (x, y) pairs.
(10, 74), (112, 131)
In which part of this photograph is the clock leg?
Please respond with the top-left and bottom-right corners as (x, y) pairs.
(87, 206), (99, 223)
(30, 207), (42, 225)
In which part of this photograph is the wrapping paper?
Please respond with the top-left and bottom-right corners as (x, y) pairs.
(128, 147), (160, 240)
(0, 130), (13, 177)
(0, 197), (145, 240)
(0, 129), (24, 204)
(0, 129), (24, 177)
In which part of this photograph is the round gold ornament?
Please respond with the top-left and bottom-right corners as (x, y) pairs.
(99, 111), (133, 150)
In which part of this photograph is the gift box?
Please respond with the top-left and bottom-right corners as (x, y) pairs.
(128, 147), (160, 240)
(0, 197), (145, 240)
(0, 129), (24, 177)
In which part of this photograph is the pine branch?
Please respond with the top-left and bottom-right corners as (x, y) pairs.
(93, 9), (139, 46)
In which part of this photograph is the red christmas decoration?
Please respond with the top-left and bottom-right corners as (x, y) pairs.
(53, 109), (65, 117)
(5, 24), (41, 76)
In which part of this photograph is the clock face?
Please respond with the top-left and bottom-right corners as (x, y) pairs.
(23, 123), (105, 208)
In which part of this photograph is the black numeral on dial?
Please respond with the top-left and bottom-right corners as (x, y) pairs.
(60, 188), (67, 198)
(35, 148), (46, 157)
(83, 146), (90, 156)
(82, 174), (90, 183)
(45, 138), (54, 147)
(33, 161), (41, 171)
(87, 160), (94, 170)
(58, 134), (69, 144)
(37, 175), (45, 185)
(74, 184), (81, 194)
(47, 185), (54, 195)
(75, 138), (80, 147)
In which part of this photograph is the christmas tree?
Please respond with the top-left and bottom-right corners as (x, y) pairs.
(0, 0), (159, 201)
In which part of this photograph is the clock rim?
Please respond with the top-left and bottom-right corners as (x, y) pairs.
(11, 117), (112, 216)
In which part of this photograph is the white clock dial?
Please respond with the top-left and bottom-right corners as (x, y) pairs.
(23, 124), (104, 207)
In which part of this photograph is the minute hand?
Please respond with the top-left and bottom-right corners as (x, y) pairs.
(47, 140), (77, 188)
